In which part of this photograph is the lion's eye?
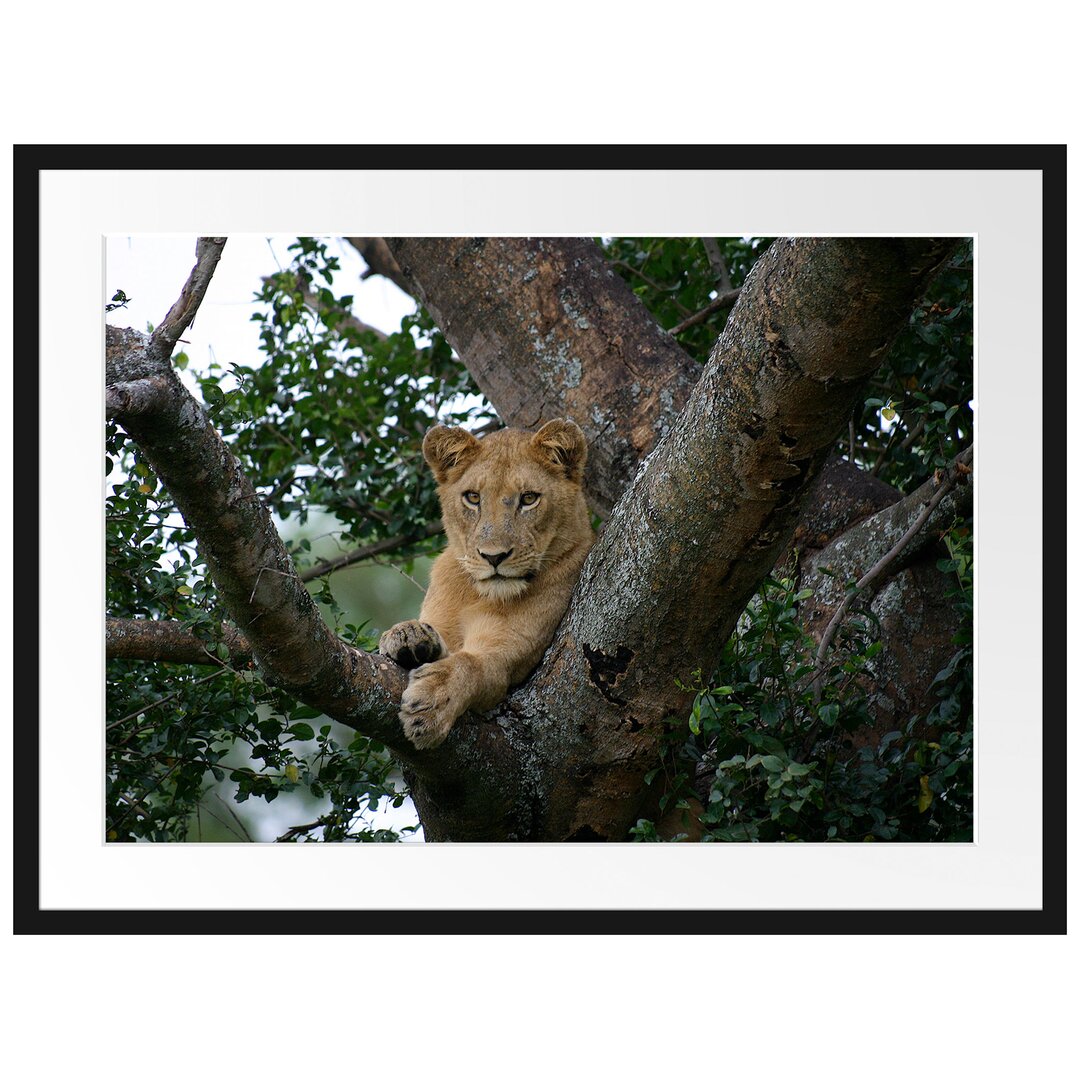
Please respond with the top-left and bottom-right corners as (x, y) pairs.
(462, 491), (481, 506)
(520, 492), (541, 507)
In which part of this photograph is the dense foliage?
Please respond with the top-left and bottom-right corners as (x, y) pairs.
(105, 236), (973, 843)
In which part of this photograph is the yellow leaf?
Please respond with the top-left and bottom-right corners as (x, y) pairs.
(285, 764), (300, 784)
(917, 775), (933, 813)
(138, 483), (153, 494)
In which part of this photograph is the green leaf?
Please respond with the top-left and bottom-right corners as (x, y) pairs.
(817, 702), (840, 727)
(287, 723), (315, 741)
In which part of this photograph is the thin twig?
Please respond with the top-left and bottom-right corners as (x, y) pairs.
(299, 522), (443, 582)
(369, 558), (427, 593)
(668, 287), (742, 336)
(109, 758), (183, 834)
(107, 669), (229, 731)
(611, 260), (691, 315)
(210, 791), (254, 843)
(151, 237), (227, 352)
(276, 818), (325, 842)
(248, 565), (297, 604)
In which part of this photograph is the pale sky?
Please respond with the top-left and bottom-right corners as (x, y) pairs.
(105, 235), (416, 379)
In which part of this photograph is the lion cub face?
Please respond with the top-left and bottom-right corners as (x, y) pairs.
(423, 419), (590, 601)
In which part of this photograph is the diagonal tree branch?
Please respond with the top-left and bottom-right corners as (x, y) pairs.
(106, 239), (411, 751)
(701, 237), (733, 291)
(151, 237), (227, 351)
(667, 286), (741, 336)
(298, 521), (444, 583)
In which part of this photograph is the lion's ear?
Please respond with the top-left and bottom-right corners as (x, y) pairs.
(423, 425), (481, 483)
(531, 418), (587, 483)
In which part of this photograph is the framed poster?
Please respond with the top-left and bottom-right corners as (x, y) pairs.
(15, 144), (1065, 932)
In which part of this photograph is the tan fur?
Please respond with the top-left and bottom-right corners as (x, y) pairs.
(379, 419), (593, 749)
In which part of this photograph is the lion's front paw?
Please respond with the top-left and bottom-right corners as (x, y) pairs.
(399, 663), (463, 750)
(378, 620), (447, 671)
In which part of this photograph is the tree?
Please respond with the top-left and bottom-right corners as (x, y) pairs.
(105, 234), (973, 842)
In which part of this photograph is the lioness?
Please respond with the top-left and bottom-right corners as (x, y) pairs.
(379, 419), (593, 749)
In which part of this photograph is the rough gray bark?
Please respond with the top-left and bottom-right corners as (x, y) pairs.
(107, 235), (963, 842)
(386, 237), (703, 515)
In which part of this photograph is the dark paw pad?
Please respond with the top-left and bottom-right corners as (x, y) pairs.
(379, 621), (446, 670)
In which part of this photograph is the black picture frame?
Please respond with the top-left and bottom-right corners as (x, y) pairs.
(14, 144), (1066, 934)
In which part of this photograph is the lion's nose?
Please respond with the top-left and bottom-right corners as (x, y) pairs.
(480, 549), (513, 568)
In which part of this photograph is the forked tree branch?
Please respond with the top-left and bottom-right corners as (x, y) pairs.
(106, 238), (411, 751)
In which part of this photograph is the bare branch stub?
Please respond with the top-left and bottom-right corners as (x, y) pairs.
(151, 237), (227, 352)
(105, 376), (173, 420)
(298, 521), (444, 583)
